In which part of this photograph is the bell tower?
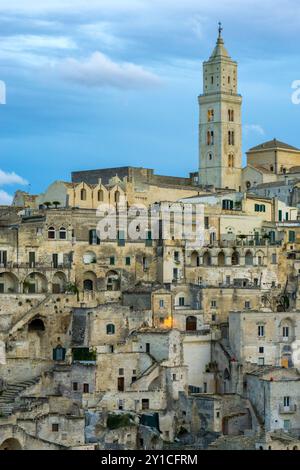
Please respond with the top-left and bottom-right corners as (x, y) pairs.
(198, 24), (242, 190)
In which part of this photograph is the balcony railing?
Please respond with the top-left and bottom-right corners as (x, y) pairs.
(0, 262), (72, 270)
(279, 404), (297, 414)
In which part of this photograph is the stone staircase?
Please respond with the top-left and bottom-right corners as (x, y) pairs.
(0, 378), (40, 417)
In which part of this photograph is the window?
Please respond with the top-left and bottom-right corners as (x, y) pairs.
(255, 204), (266, 213)
(114, 191), (120, 203)
(289, 231), (296, 243)
(106, 324), (115, 335)
(222, 199), (233, 210)
(278, 210), (282, 221)
(0, 250), (7, 267)
(146, 343), (150, 353)
(228, 131), (235, 145)
(72, 382), (78, 391)
(59, 227), (67, 240)
(231, 251), (239, 266)
(48, 227), (56, 239)
(173, 268), (179, 280)
(211, 76), (214, 84)
(174, 251), (179, 262)
(258, 325), (265, 337)
(80, 188), (87, 201)
(29, 252), (36, 268)
(142, 399), (149, 410)
(52, 423), (59, 432)
(83, 383), (89, 393)
(119, 368), (124, 376)
(110, 256), (115, 265)
(259, 347), (264, 354)
(208, 109), (214, 122)
(52, 346), (66, 361)
(204, 216), (209, 229)
(117, 230), (125, 246)
(179, 297), (185, 307)
(98, 190), (104, 202)
(159, 299), (164, 308)
(172, 374), (177, 381)
(258, 357), (265, 366)
(245, 301), (251, 309)
(285, 212), (289, 221)
(284, 396), (290, 407)
(125, 257), (131, 266)
(271, 253), (277, 264)
(211, 300), (217, 308)
(283, 326), (289, 338)
(207, 130), (214, 145)
(228, 154), (234, 168)
(203, 382), (207, 393)
(89, 229), (100, 245)
(228, 109), (234, 121)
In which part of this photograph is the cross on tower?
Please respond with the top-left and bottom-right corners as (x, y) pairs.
(218, 22), (223, 39)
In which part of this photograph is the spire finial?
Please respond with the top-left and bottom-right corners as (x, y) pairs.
(218, 21), (223, 39)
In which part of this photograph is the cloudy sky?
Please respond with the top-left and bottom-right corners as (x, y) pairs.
(1, 0), (300, 203)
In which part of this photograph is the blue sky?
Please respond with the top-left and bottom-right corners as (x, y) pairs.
(1, 0), (300, 203)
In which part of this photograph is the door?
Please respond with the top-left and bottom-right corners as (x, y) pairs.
(118, 377), (124, 392)
(29, 252), (36, 268)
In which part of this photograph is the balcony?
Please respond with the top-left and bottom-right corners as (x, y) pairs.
(279, 404), (297, 414)
(0, 262), (72, 271)
(279, 336), (295, 343)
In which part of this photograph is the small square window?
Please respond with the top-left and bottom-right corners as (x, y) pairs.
(119, 368), (124, 376)
(52, 423), (59, 432)
(259, 347), (264, 354)
(72, 382), (78, 391)
(125, 257), (131, 266)
(83, 383), (89, 393)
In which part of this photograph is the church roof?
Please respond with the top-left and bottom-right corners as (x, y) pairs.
(248, 139), (300, 152)
(210, 36), (230, 59)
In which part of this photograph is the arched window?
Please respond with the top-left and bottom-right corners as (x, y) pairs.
(83, 279), (93, 291)
(218, 251), (225, 266)
(228, 154), (234, 168)
(186, 316), (197, 331)
(207, 131), (211, 145)
(81, 188), (87, 201)
(106, 324), (115, 335)
(203, 251), (212, 266)
(98, 190), (104, 202)
(245, 250), (253, 266)
(231, 251), (239, 266)
(191, 251), (200, 267)
(228, 131), (235, 146)
(59, 227), (67, 240)
(115, 190), (120, 203)
(48, 227), (56, 239)
(228, 109), (234, 122)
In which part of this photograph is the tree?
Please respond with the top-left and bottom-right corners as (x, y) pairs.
(43, 202), (51, 209)
(52, 201), (61, 209)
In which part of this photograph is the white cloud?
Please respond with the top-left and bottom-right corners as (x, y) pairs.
(0, 190), (13, 205)
(244, 124), (265, 136)
(0, 35), (77, 52)
(78, 23), (126, 50)
(0, 169), (28, 186)
(56, 51), (162, 89)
